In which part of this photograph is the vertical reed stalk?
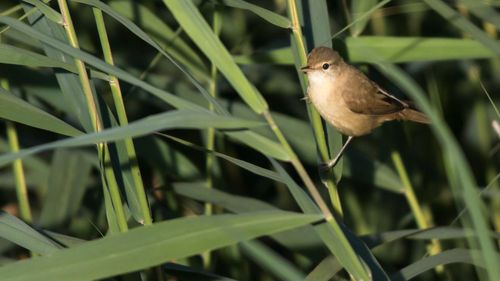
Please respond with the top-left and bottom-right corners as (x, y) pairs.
(286, 0), (343, 216)
(202, 7), (222, 269)
(57, 0), (100, 132)
(93, 8), (152, 226)
(391, 151), (444, 273)
(1, 79), (32, 224)
(101, 149), (129, 232)
(204, 6), (221, 219)
(57, 0), (128, 232)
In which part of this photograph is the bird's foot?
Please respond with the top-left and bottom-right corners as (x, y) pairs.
(319, 136), (353, 172)
(319, 157), (340, 171)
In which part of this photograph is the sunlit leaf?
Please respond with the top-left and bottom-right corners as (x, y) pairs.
(0, 212), (321, 281)
(0, 110), (264, 167)
(163, 0), (268, 114)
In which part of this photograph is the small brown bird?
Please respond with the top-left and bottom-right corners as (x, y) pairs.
(301, 47), (429, 168)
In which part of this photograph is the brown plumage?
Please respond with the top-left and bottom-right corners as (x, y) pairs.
(301, 47), (429, 168)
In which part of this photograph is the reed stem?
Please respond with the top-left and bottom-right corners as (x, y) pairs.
(57, 0), (128, 231)
(286, 0), (343, 216)
(93, 7), (152, 226)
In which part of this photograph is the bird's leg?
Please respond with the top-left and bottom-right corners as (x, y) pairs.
(321, 136), (354, 170)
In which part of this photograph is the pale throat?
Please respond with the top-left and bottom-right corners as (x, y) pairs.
(307, 70), (337, 105)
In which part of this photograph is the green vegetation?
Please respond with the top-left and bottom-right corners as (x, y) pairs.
(0, 0), (498, 280)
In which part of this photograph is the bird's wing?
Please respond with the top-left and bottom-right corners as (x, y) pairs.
(341, 67), (407, 116)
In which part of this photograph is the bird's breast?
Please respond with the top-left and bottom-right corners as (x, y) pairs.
(307, 75), (380, 136)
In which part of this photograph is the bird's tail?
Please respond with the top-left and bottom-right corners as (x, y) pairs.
(397, 108), (430, 124)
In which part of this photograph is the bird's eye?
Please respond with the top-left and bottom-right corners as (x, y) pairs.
(322, 63), (330, 70)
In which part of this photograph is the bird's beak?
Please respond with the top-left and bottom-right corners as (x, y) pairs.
(301, 66), (310, 73)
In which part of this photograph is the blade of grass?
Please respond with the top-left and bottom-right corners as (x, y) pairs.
(0, 211), (61, 255)
(0, 211), (321, 281)
(173, 182), (321, 250)
(0, 87), (82, 137)
(381, 227), (500, 241)
(43, 231), (86, 248)
(346, 36), (498, 62)
(234, 37), (497, 65)
(423, 0), (500, 55)
(225, 131), (290, 161)
(391, 249), (486, 281)
(174, 183), (493, 252)
(217, 0), (291, 28)
(305, 255), (341, 281)
(0, 110), (265, 167)
(163, 0), (268, 114)
(0, 43), (75, 71)
(22, 0), (62, 23)
(160, 134), (283, 183)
